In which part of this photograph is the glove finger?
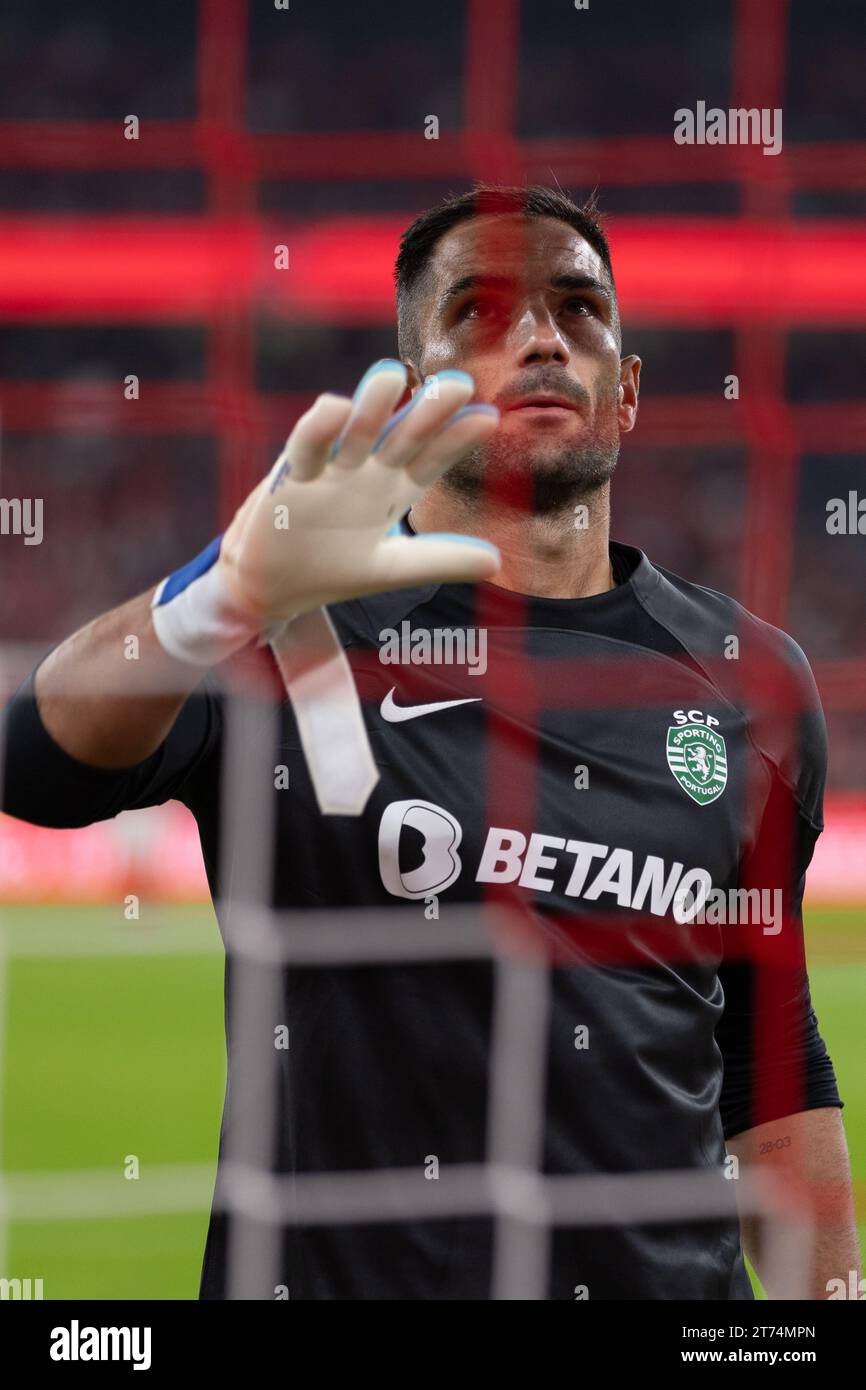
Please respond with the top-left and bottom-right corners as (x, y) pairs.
(367, 533), (501, 590)
(282, 392), (354, 483)
(372, 371), (477, 470)
(407, 403), (500, 489)
(329, 360), (409, 471)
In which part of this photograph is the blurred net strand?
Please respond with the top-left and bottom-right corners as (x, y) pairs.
(0, 1163), (216, 1223)
(2, 385), (866, 454)
(213, 1159), (813, 1238)
(487, 952), (552, 1300)
(0, 1160), (816, 1287)
(197, 0), (258, 545)
(219, 693), (285, 1302)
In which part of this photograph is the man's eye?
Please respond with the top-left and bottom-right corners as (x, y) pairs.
(564, 297), (592, 316)
(462, 299), (503, 320)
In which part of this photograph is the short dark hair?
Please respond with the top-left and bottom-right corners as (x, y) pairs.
(394, 183), (618, 365)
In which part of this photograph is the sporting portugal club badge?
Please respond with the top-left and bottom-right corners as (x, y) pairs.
(666, 722), (728, 806)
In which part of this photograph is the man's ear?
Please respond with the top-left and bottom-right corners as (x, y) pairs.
(618, 354), (641, 433)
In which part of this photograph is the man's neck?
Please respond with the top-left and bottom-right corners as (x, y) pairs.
(409, 485), (614, 600)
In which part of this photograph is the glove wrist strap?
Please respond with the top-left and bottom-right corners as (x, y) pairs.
(151, 540), (260, 667)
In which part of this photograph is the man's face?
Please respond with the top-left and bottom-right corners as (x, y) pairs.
(408, 214), (640, 510)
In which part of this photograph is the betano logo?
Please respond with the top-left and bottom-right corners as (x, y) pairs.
(378, 798), (715, 922)
(379, 799), (463, 899)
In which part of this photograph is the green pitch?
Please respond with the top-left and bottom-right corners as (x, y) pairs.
(0, 902), (863, 1300)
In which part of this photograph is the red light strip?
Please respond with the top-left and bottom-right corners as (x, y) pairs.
(2, 216), (865, 323)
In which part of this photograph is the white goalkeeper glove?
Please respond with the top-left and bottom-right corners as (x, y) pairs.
(151, 359), (501, 814)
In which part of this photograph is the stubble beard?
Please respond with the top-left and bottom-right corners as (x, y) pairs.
(440, 400), (622, 516)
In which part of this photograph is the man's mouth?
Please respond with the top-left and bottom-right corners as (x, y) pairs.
(506, 394), (578, 412)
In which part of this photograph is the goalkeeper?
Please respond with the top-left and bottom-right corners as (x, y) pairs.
(1, 184), (857, 1301)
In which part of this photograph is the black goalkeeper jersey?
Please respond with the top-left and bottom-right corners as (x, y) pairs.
(2, 540), (841, 1300)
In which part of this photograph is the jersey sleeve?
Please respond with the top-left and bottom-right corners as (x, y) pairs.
(716, 858), (842, 1139)
(716, 638), (841, 1138)
(0, 667), (221, 829)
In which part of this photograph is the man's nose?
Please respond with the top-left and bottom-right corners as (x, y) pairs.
(513, 308), (570, 367)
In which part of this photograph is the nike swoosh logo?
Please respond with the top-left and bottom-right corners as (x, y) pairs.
(380, 687), (482, 723)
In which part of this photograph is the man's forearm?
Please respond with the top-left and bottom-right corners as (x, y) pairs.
(727, 1107), (861, 1299)
(35, 589), (204, 769)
